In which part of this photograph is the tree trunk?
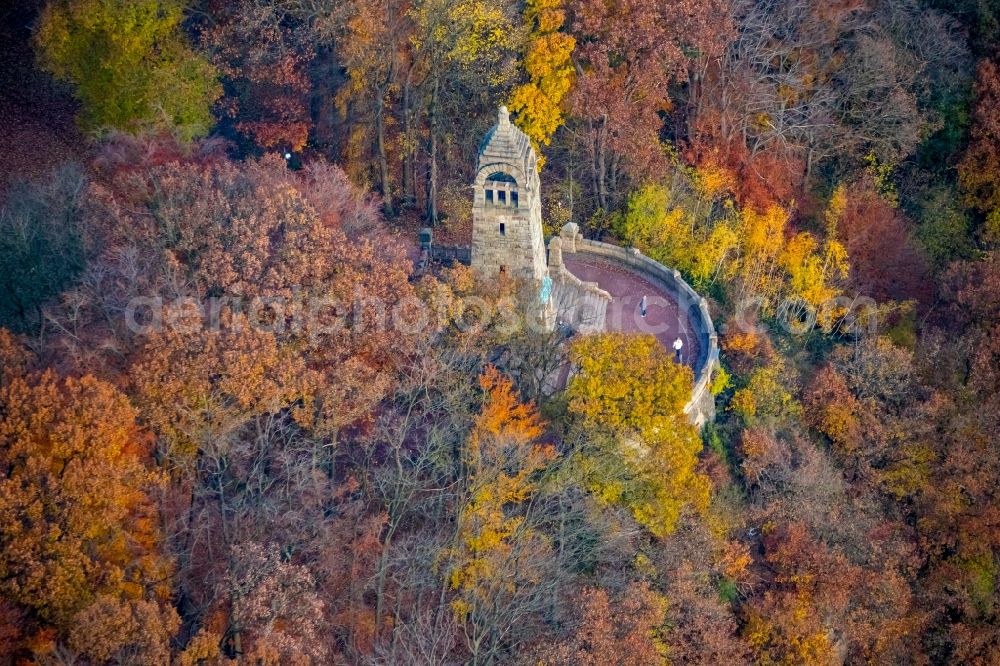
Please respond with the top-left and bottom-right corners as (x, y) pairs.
(588, 119), (601, 211)
(376, 93), (394, 217)
(426, 69), (440, 225)
(402, 68), (416, 209)
(229, 625), (242, 660)
(596, 119), (609, 211)
(373, 528), (394, 637)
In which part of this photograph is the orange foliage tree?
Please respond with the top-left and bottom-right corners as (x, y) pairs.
(566, 0), (728, 210)
(0, 338), (176, 662)
(34, 149), (423, 661)
(535, 583), (667, 664)
(203, 0), (314, 152)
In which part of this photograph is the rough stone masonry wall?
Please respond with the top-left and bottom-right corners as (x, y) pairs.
(548, 236), (612, 334)
(470, 209), (544, 279)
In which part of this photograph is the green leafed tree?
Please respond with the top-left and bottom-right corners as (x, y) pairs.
(35, 0), (221, 139)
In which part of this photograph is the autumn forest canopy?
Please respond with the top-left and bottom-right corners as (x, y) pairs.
(1, 0), (1000, 663)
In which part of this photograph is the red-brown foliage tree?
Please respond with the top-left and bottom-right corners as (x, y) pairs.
(837, 180), (931, 303)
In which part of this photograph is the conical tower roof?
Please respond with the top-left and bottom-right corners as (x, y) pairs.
(478, 106), (536, 181)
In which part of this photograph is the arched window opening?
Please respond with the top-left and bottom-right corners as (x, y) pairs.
(486, 171), (517, 185)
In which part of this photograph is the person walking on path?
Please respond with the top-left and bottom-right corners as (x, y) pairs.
(673, 336), (683, 363)
(639, 295), (648, 318)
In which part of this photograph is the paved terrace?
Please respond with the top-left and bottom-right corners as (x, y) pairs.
(562, 253), (701, 371)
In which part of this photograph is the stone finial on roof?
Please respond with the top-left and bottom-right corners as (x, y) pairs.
(478, 105), (534, 179)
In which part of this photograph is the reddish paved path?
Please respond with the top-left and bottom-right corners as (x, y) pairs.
(563, 254), (700, 371)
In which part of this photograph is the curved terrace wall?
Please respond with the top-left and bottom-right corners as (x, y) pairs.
(559, 226), (719, 426)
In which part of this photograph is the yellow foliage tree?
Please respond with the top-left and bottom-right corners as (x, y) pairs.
(736, 199), (848, 328)
(567, 333), (709, 537)
(614, 182), (849, 328)
(615, 184), (738, 288)
(568, 333), (692, 434)
(410, 0), (518, 221)
(449, 367), (553, 599)
(735, 204), (789, 305)
(692, 161), (736, 201)
(729, 361), (799, 425)
(693, 223), (740, 285)
(508, 0), (576, 164)
(781, 231), (849, 331)
(786, 185), (851, 331)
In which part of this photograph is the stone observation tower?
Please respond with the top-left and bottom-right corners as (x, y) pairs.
(471, 106), (547, 282)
